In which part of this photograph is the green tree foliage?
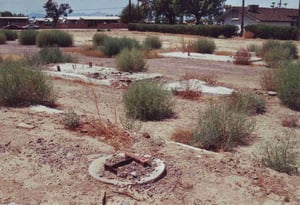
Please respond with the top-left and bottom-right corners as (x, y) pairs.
(153, 0), (177, 24)
(0, 11), (25, 17)
(43, 0), (73, 26)
(120, 3), (148, 23)
(134, 0), (225, 24)
(184, 0), (225, 24)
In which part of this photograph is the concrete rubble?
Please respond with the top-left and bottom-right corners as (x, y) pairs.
(164, 79), (235, 95)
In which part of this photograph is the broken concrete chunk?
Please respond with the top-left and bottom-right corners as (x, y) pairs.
(16, 122), (35, 130)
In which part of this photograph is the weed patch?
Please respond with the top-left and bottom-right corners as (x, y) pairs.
(123, 81), (174, 121)
(116, 48), (147, 72)
(0, 60), (56, 106)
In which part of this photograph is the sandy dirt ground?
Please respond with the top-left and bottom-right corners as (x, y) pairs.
(0, 30), (299, 205)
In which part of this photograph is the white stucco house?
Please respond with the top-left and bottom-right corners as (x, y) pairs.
(219, 5), (298, 29)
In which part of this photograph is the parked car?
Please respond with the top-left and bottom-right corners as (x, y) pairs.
(22, 24), (40, 29)
(2, 24), (23, 29)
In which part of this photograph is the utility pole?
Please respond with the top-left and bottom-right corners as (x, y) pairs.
(129, 0), (132, 23)
(298, 0), (300, 39)
(240, 0), (245, 37)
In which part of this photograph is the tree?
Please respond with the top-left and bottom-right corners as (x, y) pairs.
(153, 0), (177, 24)
(0, 11), (25, 17)
(43, 0), (73, 26)
(184, 0), (225, 24)
(121, 3), (147, 23)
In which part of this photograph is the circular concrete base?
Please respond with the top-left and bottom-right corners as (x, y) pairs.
(88, 153), (166, 186)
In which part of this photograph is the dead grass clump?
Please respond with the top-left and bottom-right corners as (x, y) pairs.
(142, 50), (160, 59)
(281, 115), (298, 128)
(173, 89), (201, 100)
(171, 129), (193, 145)
(260, 69), (276, 91)
(182, 71), (219, 86)
(234, 48), (251, 65)
(214, 51), (235, 56)
(63, 46), (105, 58)
(62, 108), (80, 129)
(198, 73), (219, 86)
(79, 118), (134, 150)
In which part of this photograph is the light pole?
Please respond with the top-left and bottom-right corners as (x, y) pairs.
(240, 0), (245, 37)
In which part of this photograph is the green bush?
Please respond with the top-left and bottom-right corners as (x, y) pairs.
(227, 92), (266, 115)
(281, 41), (298, 59)
(245, 24), (298, 40)
(0, 30), (17, 41)
(38, 47), (74, 64)
(193, 102), (255, 151)
(193, 38), (216, 54)
(101, 36), (140, 56)
(18, 30), (39, 45)
(234, 48), (251, 65)
(128, 23), (238, 38)
(259, 131), (298, 175)
(0, 33), (6, 44)
(275, 62), (300, 111)
(36, 30), (73, 47)
(116, 48), (147, 72)
(62, 108), (80, 129)
(247, 44), (261, 56)
(92, 33), (108, 47)
(123, 81), (174, 121)
(143, 35), (162, 50)
(261, 40), (297, 67)
(0, 60), (56, 106)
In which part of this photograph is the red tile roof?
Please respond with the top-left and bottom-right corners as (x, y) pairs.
(223, 6), (298, 23)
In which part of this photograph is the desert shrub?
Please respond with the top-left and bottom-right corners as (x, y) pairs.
(123, 81), (174, 121)
(172, 87), (202, 100)
(193, 38), (216, 54)
(193, 102), (255, 151)
(247, 44), (261, 56)
(101, 36), (140, 56)
(36, 30), (73, 47)
(281, 41), (298, 59)
(119, 36), (140, 50)
(62, 108), (80, 129)
(0, 33), (6, 44)
(264, 47), (291, 68)
(227, 92), (266, 115)
(116, 48), (147, 72)
(0, 30), (17, 41)
(101, 36), (121, 56)
(0, 60), (56, 106)
(234, 48), (251, 65)
(38, 47), (74, 64)
(275, 62), (300, 111)
(92, 33), (108, 47)
(143, 35), (162, 50)
(259, 131), (299, 175)
(261, 40), (296, 67)
(260, 70), (277, 91)
(18, 30), (39, 45)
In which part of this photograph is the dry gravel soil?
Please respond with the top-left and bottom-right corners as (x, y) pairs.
(0, 29), (299, 205)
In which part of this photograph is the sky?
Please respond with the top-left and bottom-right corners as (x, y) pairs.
(0, 0), (298, 16)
